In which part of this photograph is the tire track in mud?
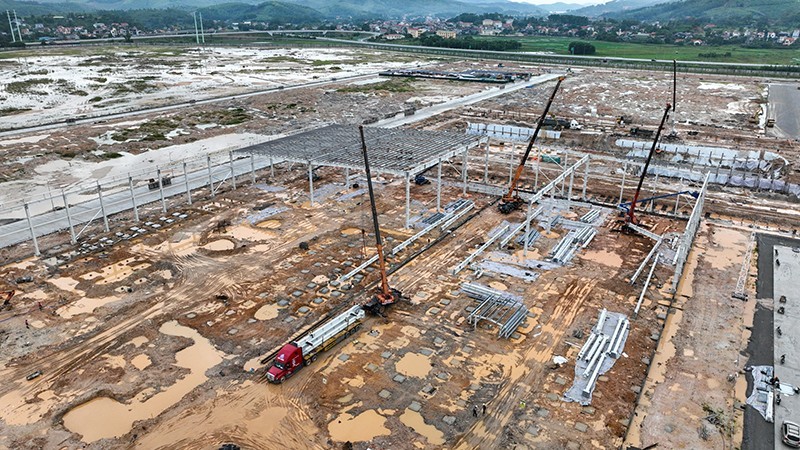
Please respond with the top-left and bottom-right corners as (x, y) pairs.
(455, 279), (596, 450)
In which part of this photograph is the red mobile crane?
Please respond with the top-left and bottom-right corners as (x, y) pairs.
(499, 76), (565, 214)
(358, 125), (402, 315)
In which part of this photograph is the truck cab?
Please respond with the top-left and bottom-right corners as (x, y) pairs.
(266, 343), (304, 383)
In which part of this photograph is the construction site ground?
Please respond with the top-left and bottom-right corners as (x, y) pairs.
(1, 44), (799, 449)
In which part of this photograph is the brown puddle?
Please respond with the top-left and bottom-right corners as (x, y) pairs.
(703, 228), (747, 270)
(399, 409), (445, 445)
(202, 239), (235, 251)
(580, 250), (623, 268)
(327, 409), (390, 442)
(254, 303), (280, 321)
(395, 353), (432, 378)
(57, 295), (121, 319)
(62, 320), (225, 443)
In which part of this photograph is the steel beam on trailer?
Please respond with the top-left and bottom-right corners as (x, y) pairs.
(452, 224), (510, 275)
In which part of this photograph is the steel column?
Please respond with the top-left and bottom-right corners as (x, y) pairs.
(462, 149), (468, 195)
(183, 162), (192, 205)
(207, 155), (215, 198)
(308, 162), (315, 206)
(437, 158), (442, 212)
(344, 167), (350, 186)
(270, 156), (274, 177)
(582, 159), (589, 201)
(229, 151), (236, 190)
(157, 168), (166, 213)
(405, 172), (411, 229)
(97, 182), (110, 232)
(619, 161), (628, 204)
(62, 190), (76, 244)
(24, 203), (40, 256)
(128, 175), (139, 222)
(250, 154), (256, 184)
(484, 141), (489, 184)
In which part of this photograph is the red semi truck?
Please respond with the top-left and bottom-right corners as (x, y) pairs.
(266, 305), (365, 383)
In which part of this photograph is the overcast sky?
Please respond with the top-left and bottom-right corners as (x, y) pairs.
(511, 0), (603, 5)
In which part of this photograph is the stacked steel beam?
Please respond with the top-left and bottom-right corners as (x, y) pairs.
(462, 283), (528, 339)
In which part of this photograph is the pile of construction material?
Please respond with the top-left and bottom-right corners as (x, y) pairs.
(564, 309), (630, 405)
(549, 226), (596, 264)
(462, 283), (528, 339)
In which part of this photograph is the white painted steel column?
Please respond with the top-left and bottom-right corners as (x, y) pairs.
(229, 151), (236, 190)
(437, 158), (442, 212)
(24, 203), (40, 257)
(508, 143), (514, 184)
(534, 149), (540, 190)
(184, 162), (192, 205)
(582, 159), (589, 201)
(568, 171), (574, 201)
(619, 161), (628, 204)
(308, 162), (314, 206)
(561, 152), (568, 197)
(405, 172), (411, 229)
(250, 154), (256, 185)
(62, 190), (76, 244)
(484, 141), (489, 184)
(128, 175), (139, 222)
(270, 156), (274, 177)
(462, 149), (468, 195)
(344, 167), (349, 186)
(157, 168), (166, 213)
(207, 155), (215, 198)
(97, 182), (110, 232)
(524, 199), (532, 257)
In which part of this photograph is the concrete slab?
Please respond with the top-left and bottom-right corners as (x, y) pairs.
(443, 416), (456, 425)
(379, 389), (391, 399)
(393, 374), (406, 383)
(409, 401), (422, 412)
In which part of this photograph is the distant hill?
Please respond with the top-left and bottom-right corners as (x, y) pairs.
(21, 0), (546, 17)
(280, 0), (546, 19)
(609, 0), (800, 25)
(529, 2), (585, 13)
(573, 0), (667, 17)
(0, 0), (89, 15)
(198, 1), (324, 23)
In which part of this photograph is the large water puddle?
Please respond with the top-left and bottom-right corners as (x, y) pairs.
(327, 409), (390, 442)
(202, 239), (235, 251)
(400, 409), (445, 445)
(580, 249), (624, 268)
(254, 303), (281, 321)
(395, 352), (431, 378)
(62, 321), (225, 443)
(49, 276), (85, 296)
(703, 227), (746, 270)
(57, 295), (121, 319)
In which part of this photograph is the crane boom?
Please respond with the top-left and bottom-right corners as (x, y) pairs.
(627, 103), (672, 225)
(499, 76), (566, 214)
(358, 125), (402, 315)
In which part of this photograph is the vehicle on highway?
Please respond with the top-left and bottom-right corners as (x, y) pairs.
(782, 420), (800, 448)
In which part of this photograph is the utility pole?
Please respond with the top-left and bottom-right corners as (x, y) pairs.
(199, 12), (205, 44)
(12, 10), (20, 42)
(7, 11), (16, 43)
(193, 12), (199, 45)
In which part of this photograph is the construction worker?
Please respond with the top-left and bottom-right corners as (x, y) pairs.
(25, 319), (29, 329)
(472, 405), (478, 417)
(482, 403), (487, 415)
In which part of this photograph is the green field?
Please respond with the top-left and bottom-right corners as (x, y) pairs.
(476, 36), (799, 65)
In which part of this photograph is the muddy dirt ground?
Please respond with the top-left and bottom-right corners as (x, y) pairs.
(0, 155), (684, 449)
(0, 44), (797, 450)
